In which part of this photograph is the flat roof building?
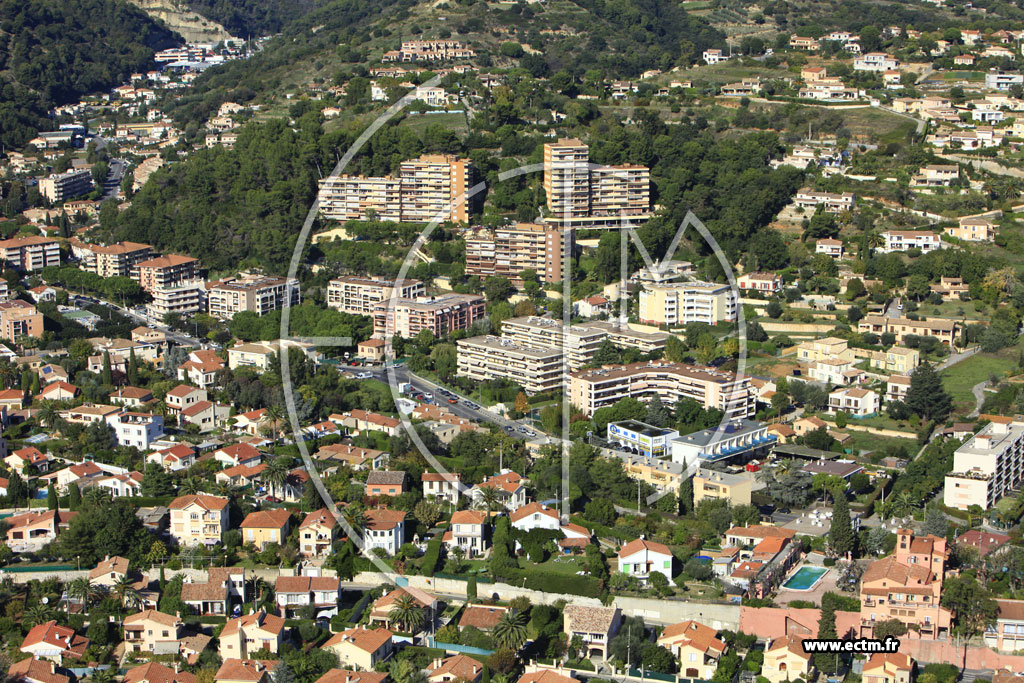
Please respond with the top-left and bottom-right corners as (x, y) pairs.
(327, 276), (424, 316)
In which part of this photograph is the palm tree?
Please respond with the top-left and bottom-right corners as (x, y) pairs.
(113, 575), (141, 609)
(90, 669), (116, 683)
(890, 491), (917, 519)
(264, 404), (284, 441)
(493, 609), (528, 651)
(388, 593), (425, 633)
(475, 484), (502, 517)
(68, 577), (96, 610)
(0, 361), (16, 389)
(263, 457), (289, 499)
(23, 603), (53, 627)
(179, 477), (202, 496)
(37, 401), (59, 429)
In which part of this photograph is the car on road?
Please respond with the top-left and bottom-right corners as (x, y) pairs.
(447, 398), (458, 404)
(355, 372), (372, 379)
(464, 402), (479, 410)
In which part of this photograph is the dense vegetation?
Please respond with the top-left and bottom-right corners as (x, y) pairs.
(183, 0), (316, 37)
(0, 0), (180, 148)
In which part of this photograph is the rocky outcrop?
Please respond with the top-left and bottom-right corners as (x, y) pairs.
(127, 0), (234, 43)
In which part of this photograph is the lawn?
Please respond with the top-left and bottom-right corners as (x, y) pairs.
(917, 299), (990, 322)
(398, 112), (468, 136)
(844, 431), (917, 456)
(941, 351), (1013, 413)
(518, 555), (588, 576)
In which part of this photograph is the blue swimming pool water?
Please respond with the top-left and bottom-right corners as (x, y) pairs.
(782, 566), (828, 590)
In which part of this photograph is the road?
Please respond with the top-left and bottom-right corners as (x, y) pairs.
(365, 366), (548, 439)
(71, 292), (202, 347)
(102, 158), (126, 200)
(968, 380), (988, 418)
(935, 345), (981, 371)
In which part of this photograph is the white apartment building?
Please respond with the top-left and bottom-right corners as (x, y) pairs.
(317, 155), (472, 223)
(113, 412), (165, 450)
(569, 361), (754, 419)
(327, 276), (425, 315)
(38, 169), (93, 202)
(827, 387), (880, 416)
(207, 275), (299, 319)
(945, 418), (1024, 511)
(372, 293), (486, 339)
(543, 138), (651, 228)
(464, 222), (571, 285)
(639, 281), (738, 326)
(456, 336), (563, 394)
(147, 280), (206, 317)
(854, 53), (900, 71)
(794, 189), (855, 213)
(879, 231), (944, 254)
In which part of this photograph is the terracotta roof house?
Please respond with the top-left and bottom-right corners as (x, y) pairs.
(657, 620), (727, 679)
(9, 658), (71, 683)
(89, 554), (130, 587)
(123, 662), (197, 683)
(220, 611), (285, 660)
(214, 659), (279, 683)
(322, 628), (394, 670)
(239, 509), (292, 550)
(563, 605), (621, 660)
(427, 655), (484, 683)
(314, 672), (388, 683)
(458, 604), (509, 631)
(369, 587), (439, 630)
(20, 621), (89, 664)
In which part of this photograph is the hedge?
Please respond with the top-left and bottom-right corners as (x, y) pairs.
(498, 568), (604, 598)
(420, 535), (443, 577)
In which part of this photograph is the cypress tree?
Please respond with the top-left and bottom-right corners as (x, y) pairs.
(69, 483), (81, 511)
(815, 595), (838, 673)
(830, 493), (856, 559)
(46, 483), (57, 511)
(102, 351), (113, 386)
(128, 347), (138, 385)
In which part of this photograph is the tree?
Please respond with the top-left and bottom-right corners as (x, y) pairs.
(766, 301), (783, 318)
(922, 506), (949, 538)
(941, 574), (998, 638)
(814, 595), (838, 673)
(69, 483), (82, 511)
(414, 499), (442, 528)
(263, 456), (290, 499)
(68, 576), (97, 611)
(872, 619), (908, 641)
(128, 347), (139, 385)
(645, 394), (672, 428)
(467, 576), (478, 602)
(46, 483), (58, 510)
(514, 392), (529, 416)
(388, 593), (425, 633)
(829, 494), (856, 558)
(905, 364), (952, 422)
(101, 351), (113, 386)
(493, 609), (528, 651)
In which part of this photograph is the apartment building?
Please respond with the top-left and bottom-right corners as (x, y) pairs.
(879, 230), (944, 254)
(639, 281), (738, 326)
(456, 336), (563, 393)
(794, 189), (855, 213)
(371, 293), (485, 338)
(464, 223), (571, 285)
(854, 53), (900, 71)
(382, 39), (475, 62)
(868, 346), (920, 374)
(911, 164), (959, 187)
(858, 315), (957, 345)
(543, 139), (651, 228)
(88, 242), (153, 278)
(947, 216), (996, 242)
(0, 300), (43, 340)
(860, 529), (951, 639)
(317, 155), (472, 223)
(113, 412), (165, 450)
(944, 417), (1024, 510)
(0, 236), (60, 271)
(569, 361), (754, 419)
(169, 494), (229, 547)
(207, 274), (300, 319)
(796, 337), (855, 364)
(134, 255), (200, 293)
(38, 169), (93, 202)
(148, 280), (206, 317)
(693, 469), (753, 506)
(326, 276), (425, 315)
(828, 387), (880, 416)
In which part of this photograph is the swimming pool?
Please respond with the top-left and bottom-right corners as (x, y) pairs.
(782, 566), (829, 591)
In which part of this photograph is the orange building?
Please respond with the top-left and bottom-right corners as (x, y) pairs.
(133, 254), (199, 293)
(0, 300), (43, 339)
(860, 529), (951, 639)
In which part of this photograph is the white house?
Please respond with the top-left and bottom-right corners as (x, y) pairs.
(113, 412), (164, 450)
(617, 538), (674, 582)
(510, 502), (560, 532)
(444, 510), (489, 557)
(854, 53), (899, 71)
(363, 509), (406, 556)
(879, 230), (944, 254)
(828, 387), (880, 417)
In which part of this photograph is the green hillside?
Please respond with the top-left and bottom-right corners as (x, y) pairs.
(0, 0), (181, 148)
